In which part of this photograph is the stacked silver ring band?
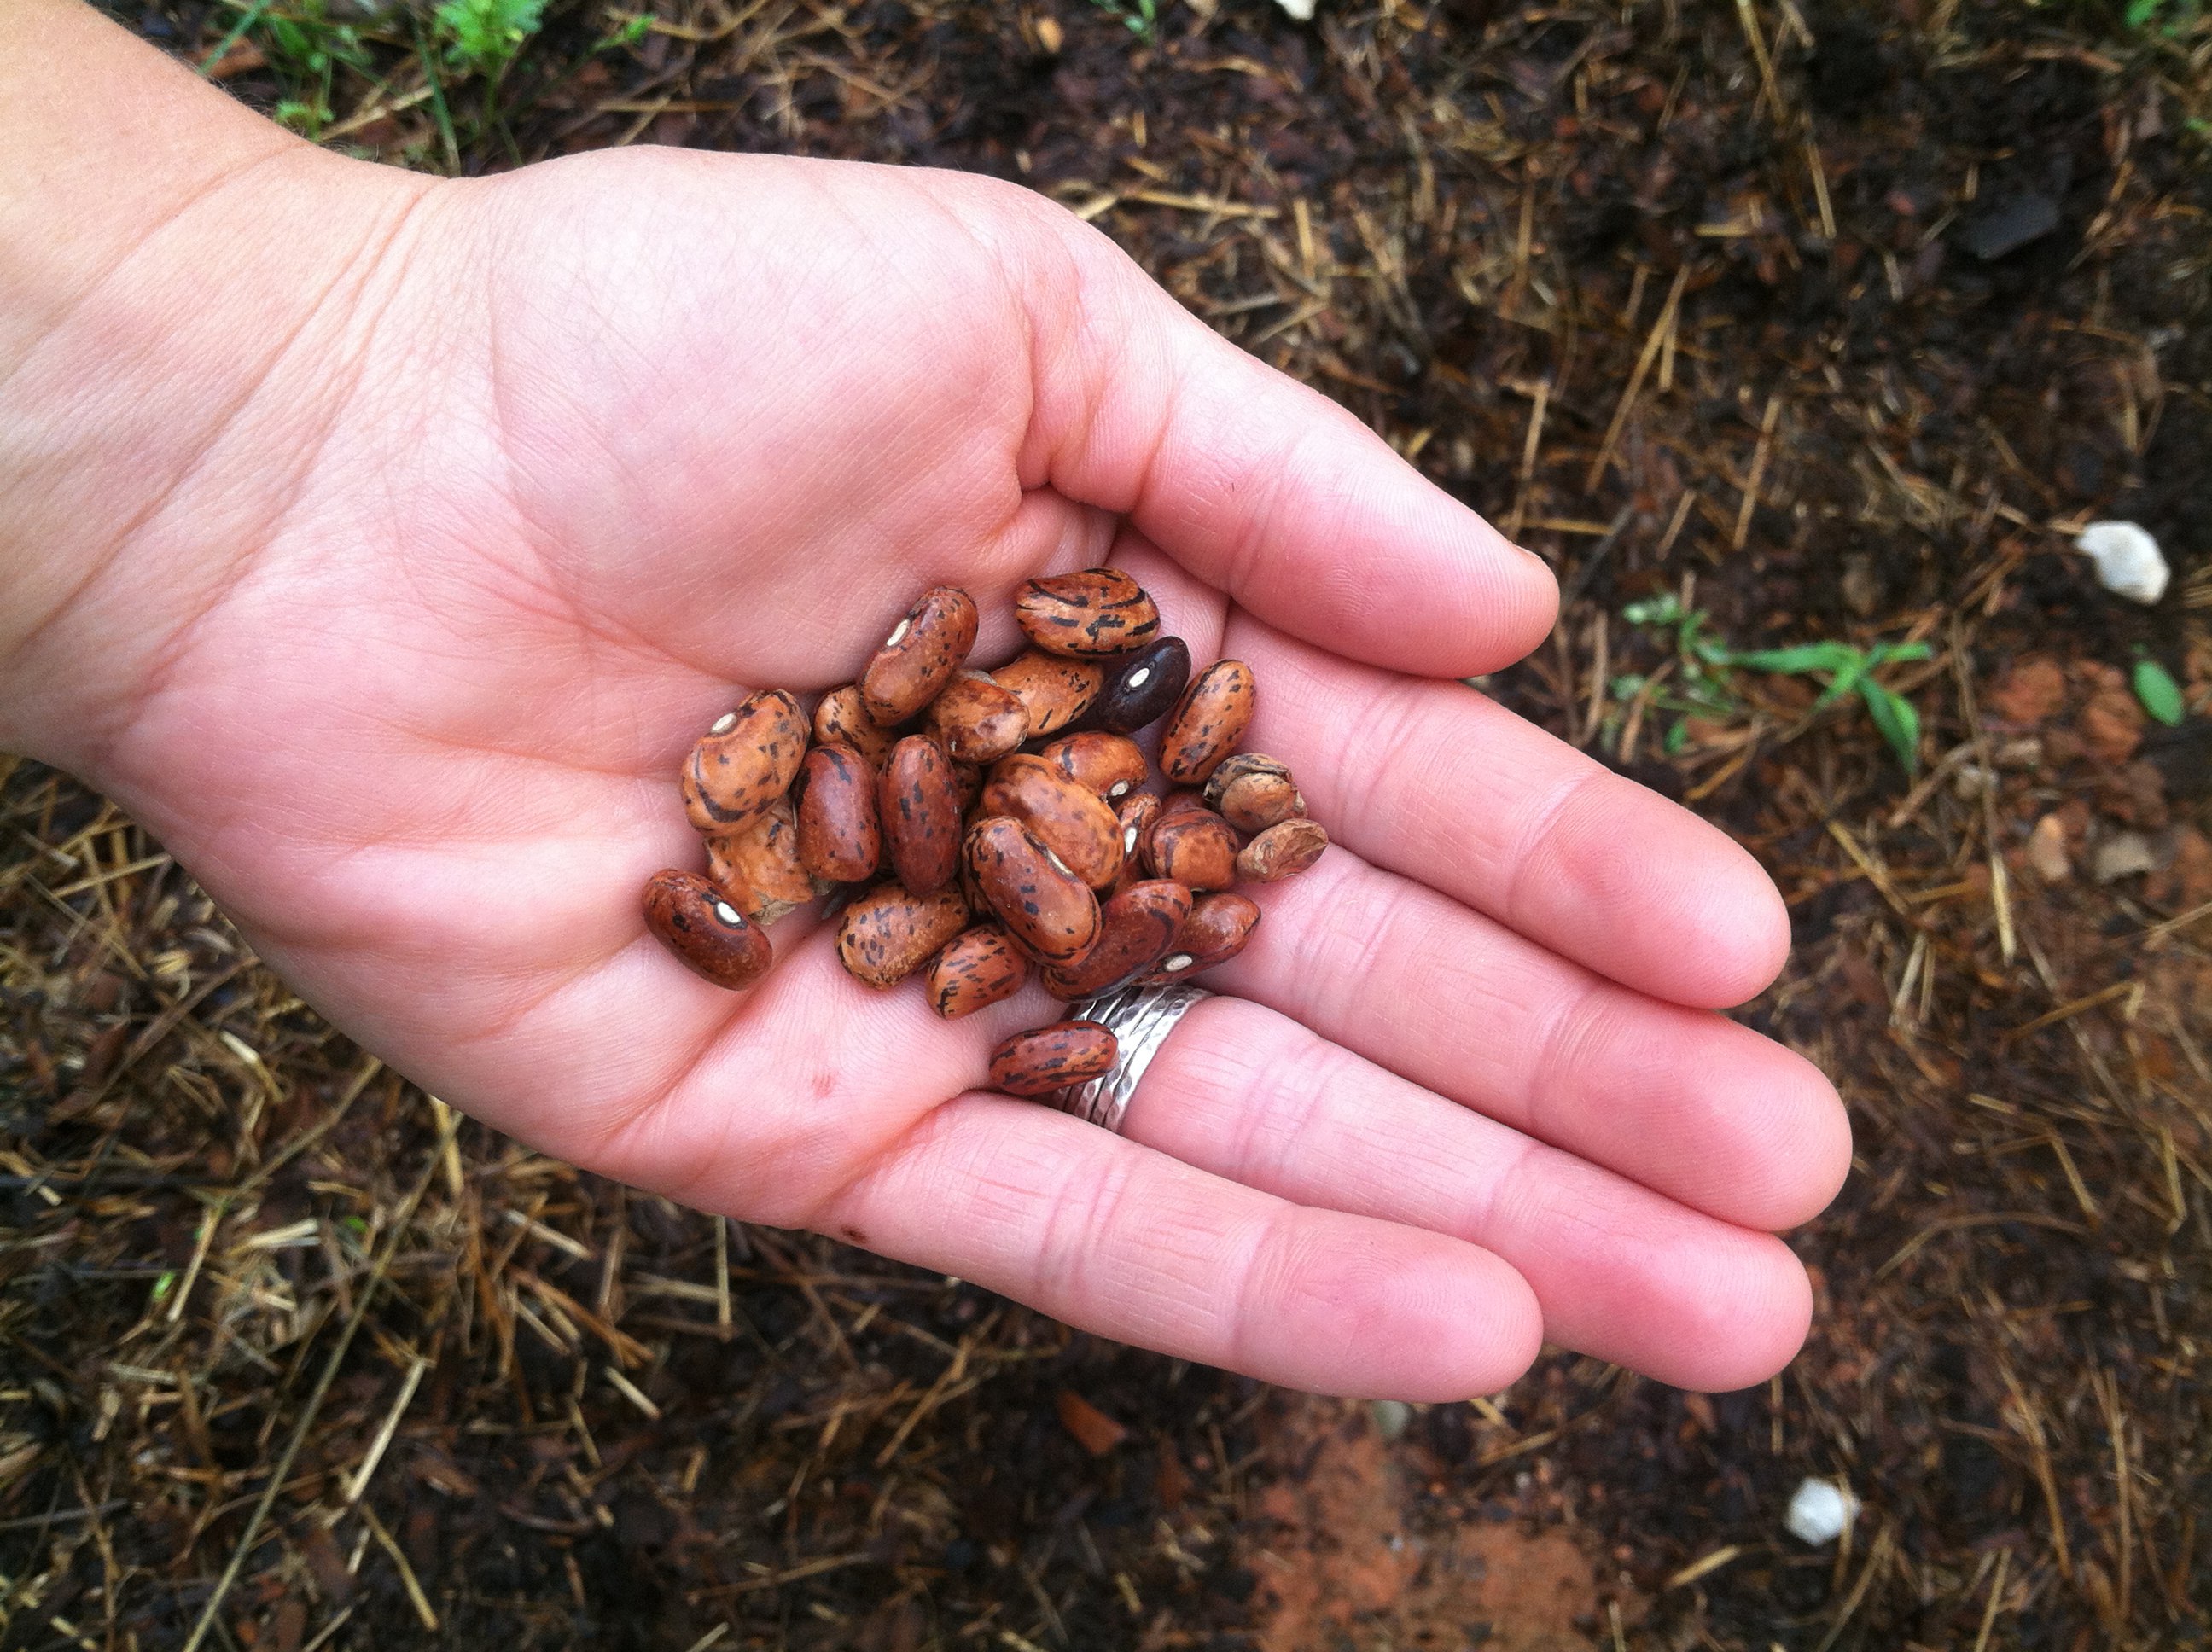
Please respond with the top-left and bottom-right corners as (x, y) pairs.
(1051, 981), (1214, 1135)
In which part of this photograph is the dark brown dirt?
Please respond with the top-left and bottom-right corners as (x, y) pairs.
(4, 2), (2209, 1649)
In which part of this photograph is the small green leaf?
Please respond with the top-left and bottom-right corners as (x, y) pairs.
(1859, 681), (1922, 774)
(1610, 673), (1648, 701)
(1813, 655), (1872, 712)
(1663, 718), (1688, 754)
(1727, 642), (1865, 675)
(1623, 595), (1684, 626)
(2133, 658), (2186, 726)
(150, 1271), (177, 1303)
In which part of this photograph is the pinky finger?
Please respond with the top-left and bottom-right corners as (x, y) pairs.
(818, 1094), (1543, 1399)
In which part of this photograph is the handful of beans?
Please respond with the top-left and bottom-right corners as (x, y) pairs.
(641, 572), (1326, 1099)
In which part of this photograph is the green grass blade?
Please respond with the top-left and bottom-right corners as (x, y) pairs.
(1860, 680), (1921, 774)
(2133, 658), (2186, 726)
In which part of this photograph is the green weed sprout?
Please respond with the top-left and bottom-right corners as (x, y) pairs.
(1615, 594), (1931, 773)
(435, 0), (545, 76)
(1088, 0), (1159, 40)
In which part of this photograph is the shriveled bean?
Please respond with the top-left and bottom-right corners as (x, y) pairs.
(1145, 806), (1240, 892)
(1014, 568), (1161, 657)
(1088, 637), (1190, 735)
(924, 670), (1029, 764)
(965, 817), (1103, 964)
(989, 1021), (1117, 1097)
(706, 798), (817, 922)
(1238, 818), (1329, 882)
(880, 736), (963, 897)
(1041, 731), (1147, 801)
(1039, 881), (1192, 999)
(1204, 753), (1306, 834)
(681, 689), (809, 834)
(836, 882), (970, 990)
(861, 586), (978, 724)
(796, 746), (880, 883)
(992, 649), (1103, 736)
(643, 869), (774, 989)
(981, 754), (1122, 890)
(1142, 892), (1260, 982)
(1158, 660), (1255, 785)
(813, 684), (897, 767)
(927, 924), (1029, 1020)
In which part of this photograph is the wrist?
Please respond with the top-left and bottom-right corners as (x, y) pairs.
(0, 0), (438, 777)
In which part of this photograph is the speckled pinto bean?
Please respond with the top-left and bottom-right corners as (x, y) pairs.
(992, 650), (1104, 737)
(1039, 881), (1193, 999)
(1041, 732), (1148, 801)
(880, 736), (963, 897)
(1238, 818), (1330, 882)
(988, 1021), (1118, 1097)
(1157, 660), (1255, 785)
(835, 883), (971, 990)
(643, 869), (774, 989)
(927, 924), (1030, 1020)
(1104, 792), (1162, 899)
(706, 798), (818, 922)
(923, 671), (1029, 764)
(1014, 568), (1161, 658)
(1087, 637), (1190, 735)
(680, 689), (809, 834)
(813, 685), (897, 768)
(1145, 806), (1241, 892)
(1141, 892), (1261, 984)
(964, 817), (1103, 965)
(860, 586), (978, 724)
(980, 755), (1123, 890)
(1203, 753), (1307, 834)
(796, 746), (880, 883)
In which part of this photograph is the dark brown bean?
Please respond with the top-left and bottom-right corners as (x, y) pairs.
(1238, 818), (1329, 882)
(992, 650), (1104, 736)
(927, 924), (1030, 1020)
(1145, 807), (1240, 892)
(706, 798), (818, 922)
(1087, 637), (1190, 735)
(1105, 792), (1162, 899)
(1041, 732), (1148, 802)
(796, 746), (880, 882)
(1158, 660), (1256, 785)
(1203, 753), (1307, 834)
(1141, 893), (1260, 983)
(989, 1021), (1118, 1097)
(643, 869), (774, 989)
(835, 883), (971, 990)
(813, 684), (897, 768)
(1014, 568), (1161, 657)
(1039, 881), (1193, 999)
(680, 689), (809, 834)
(965, 817), (1103, 964)
(923, 670), (1029, 764)
(879, 736), (963, 896)
(981, 754), (1123, 890)
(860, 586), (978, 724)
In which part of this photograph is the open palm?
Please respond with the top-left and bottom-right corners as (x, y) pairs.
(34, 145), (1847, 1399)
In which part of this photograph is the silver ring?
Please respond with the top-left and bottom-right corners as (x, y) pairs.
(1051, 981), (1214, 1134)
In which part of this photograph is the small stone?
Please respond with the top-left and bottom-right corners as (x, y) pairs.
(1056, 1391), (1128, 1456)
(2025, 814), (2071, 884)
(2093, 831), (2158, 884)
(1959, 192), (2059, 260)
(1370, 1399), (1412, 1440)
(2075, 521), (2170, 605)
(1784, 1478), (1859, 1544)
(1275, 0), (1316, 15)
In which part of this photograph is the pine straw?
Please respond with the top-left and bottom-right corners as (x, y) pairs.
(5, 1), (2210, 1648)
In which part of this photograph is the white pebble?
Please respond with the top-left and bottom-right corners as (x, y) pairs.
(1275, 0), (1317, 16)
(1784, 1477), (1859, 1545)
(1370, 1399), (1411, 1440)
(2075, 521), (2169, 605)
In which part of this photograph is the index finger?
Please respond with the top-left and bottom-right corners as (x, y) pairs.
(1004, 195), (1558, 680)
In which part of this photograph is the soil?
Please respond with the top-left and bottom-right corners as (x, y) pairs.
(4, 2), (2209, 1650)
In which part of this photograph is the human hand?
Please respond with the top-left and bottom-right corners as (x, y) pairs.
(1, 10), (1847, 1400)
